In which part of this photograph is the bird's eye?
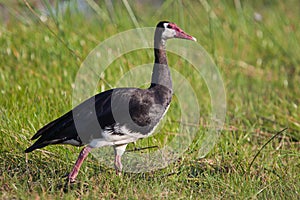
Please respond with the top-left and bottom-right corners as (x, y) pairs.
(167, 24), (172, 29)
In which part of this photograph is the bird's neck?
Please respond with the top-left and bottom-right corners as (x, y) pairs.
(150, 39), (172, 92)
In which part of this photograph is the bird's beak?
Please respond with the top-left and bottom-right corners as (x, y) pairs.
(175, 30), (197, 41)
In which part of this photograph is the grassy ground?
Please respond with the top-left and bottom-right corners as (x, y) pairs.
(0, 0), (299, 199)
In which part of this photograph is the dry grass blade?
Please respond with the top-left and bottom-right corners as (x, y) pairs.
(85, 0), (110, 22)
(247, 127), (289, 173)
(126, 145), (158, 152)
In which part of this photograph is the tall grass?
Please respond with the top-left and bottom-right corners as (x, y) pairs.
(0, 0), (299, 199)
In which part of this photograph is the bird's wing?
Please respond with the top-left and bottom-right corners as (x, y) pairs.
(25, 89), (115, 152)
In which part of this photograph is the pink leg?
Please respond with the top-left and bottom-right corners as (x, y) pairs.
(113, 144), (127, 175)
(68, 146), (92, 182)
(114, 154), (122, 175)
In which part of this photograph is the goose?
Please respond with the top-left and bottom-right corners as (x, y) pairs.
(25, 21), (196, 182)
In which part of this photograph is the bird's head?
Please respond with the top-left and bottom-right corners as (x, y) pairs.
(155, 21), (197, 43)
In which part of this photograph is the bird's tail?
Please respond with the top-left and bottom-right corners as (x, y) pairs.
(25, 111), (81, 153)
(25, 142), (51, 153)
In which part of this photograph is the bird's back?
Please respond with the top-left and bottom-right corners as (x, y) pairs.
(25, 85), (172, 152)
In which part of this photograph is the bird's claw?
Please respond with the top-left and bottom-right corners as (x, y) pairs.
(116, 170), (122, 176)
(63, 173), (76, 183)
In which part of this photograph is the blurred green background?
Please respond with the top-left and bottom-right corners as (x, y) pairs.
(0, 0), (299, 199)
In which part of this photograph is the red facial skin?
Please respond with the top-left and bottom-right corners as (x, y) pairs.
(168, 23), (197, 41)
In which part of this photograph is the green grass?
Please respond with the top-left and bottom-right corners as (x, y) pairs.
(0, 0), (299, 199)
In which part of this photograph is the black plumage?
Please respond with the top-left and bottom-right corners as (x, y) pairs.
(25, 21), (196, 182)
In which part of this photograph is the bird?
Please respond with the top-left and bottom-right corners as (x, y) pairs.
(25, 21), (197, 183)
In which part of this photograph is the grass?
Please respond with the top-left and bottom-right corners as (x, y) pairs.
(0, 0), (299, 199)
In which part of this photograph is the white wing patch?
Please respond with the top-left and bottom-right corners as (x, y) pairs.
(89, 123), (140, 148)
(89, 104), (171, 148)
